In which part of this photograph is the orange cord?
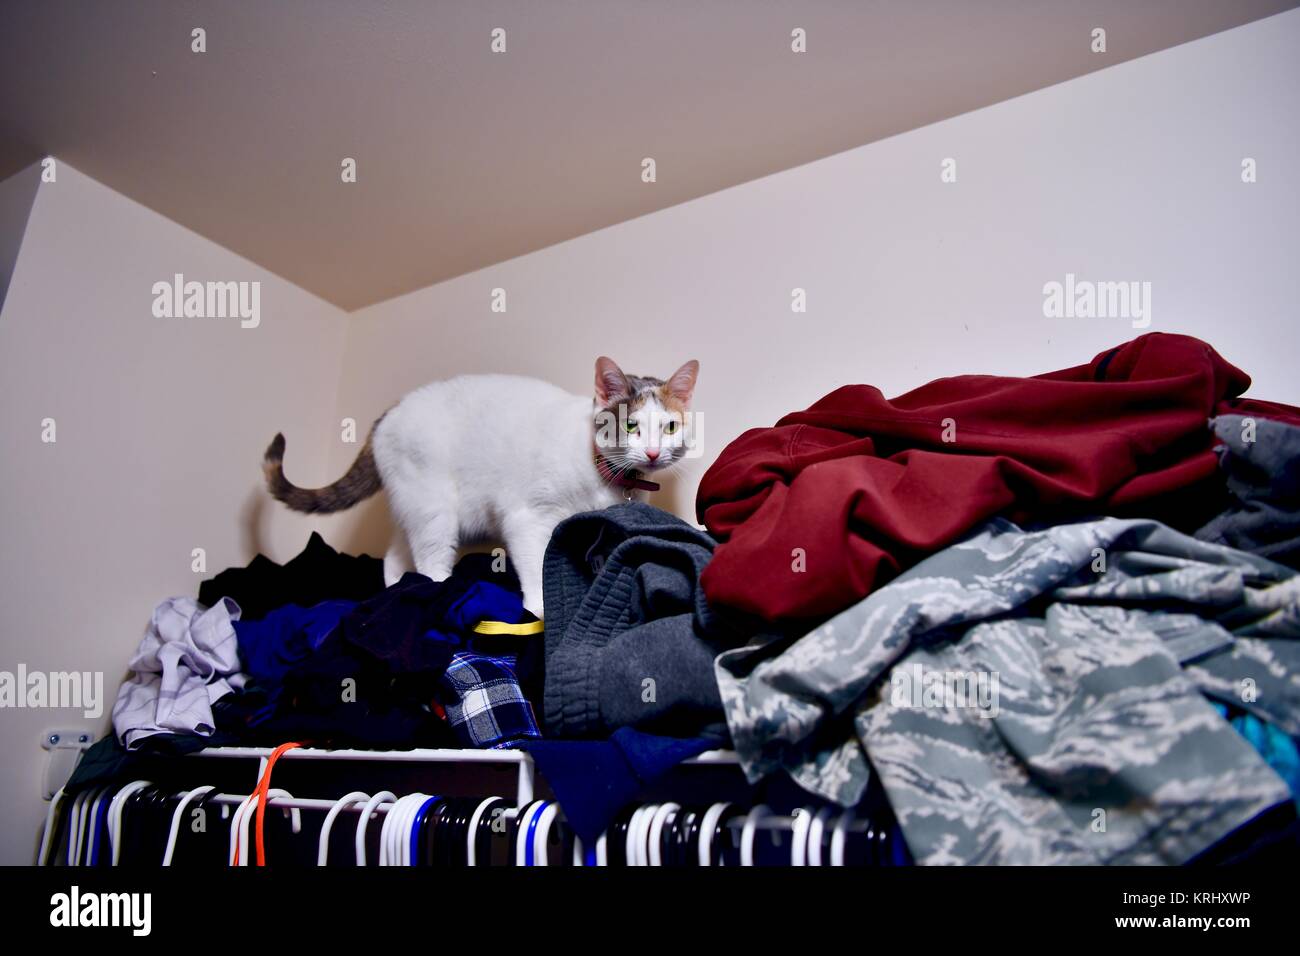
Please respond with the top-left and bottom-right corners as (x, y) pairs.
(232, 741), (303, 866)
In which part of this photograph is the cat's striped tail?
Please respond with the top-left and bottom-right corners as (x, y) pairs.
(262, 430), (382, 514)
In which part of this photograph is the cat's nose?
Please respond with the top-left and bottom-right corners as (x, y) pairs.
(645, 449), (660, 463)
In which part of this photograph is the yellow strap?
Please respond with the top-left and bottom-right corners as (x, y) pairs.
(473, 619), (544, 635)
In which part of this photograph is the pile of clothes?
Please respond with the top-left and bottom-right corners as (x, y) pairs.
(694, 332), (1300, 864)
(106, 332), (1300, 864)
(112, 537), (545, 753)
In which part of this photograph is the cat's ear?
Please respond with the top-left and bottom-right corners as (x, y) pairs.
(595, 356), (630, 405)
(665, 359), (699, 405)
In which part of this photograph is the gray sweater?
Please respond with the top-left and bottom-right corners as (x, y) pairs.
(542, 502), (751, 739)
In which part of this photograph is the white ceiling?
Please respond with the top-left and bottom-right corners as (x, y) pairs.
(2, 0), (1295, 311)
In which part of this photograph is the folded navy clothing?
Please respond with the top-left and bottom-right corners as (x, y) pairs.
(517, 728), (723, 845)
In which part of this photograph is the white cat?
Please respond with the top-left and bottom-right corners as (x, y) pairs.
(263, 356), (699, 617)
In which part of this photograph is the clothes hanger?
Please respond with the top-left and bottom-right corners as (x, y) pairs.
(426, 798), (458, 868)
(522, 801), (553, 868)
(627, 803), (657, 867)
(465, 795), (502, 867)
(162, 787), (213, 866)
(84, 787), (109, 866)
(603, 805), (635, 866)
(377, 794), (406, 866)
(530, 802), (561, 866)
(317, 791), (370, 866)
(65, 789), (87, 866)
(353, 790), (397, 866)
(408, 795), (440, 867)
(430, 797), (465, 867)
(230, 788), (301, 866)
(806, 807), (834, 866)
(173, 788), (223, 867)
(65, 790), (88, 863)
(739, 804), (773, 867)
(116, 785), (155, 866)
(677, 806), (706, 867)
(624, 804), (646, 866)
(697, 802), (732, 867)
(148, 788), (183, 865)
(647, 802), (680, 867)
(380, 793), (425, 866)
(512, 800), (546, 867)
(790, 806), (815, 867)
(829, 809), (854, 867)
(107, 780), (154, 866)
(120, 784), (165, 866)
(37, 787), (66, 866)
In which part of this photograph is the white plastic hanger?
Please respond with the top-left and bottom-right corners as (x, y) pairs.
(66, 789), (88, 866)
(162, 786), (214, 865)
(646, 803), (680, 867)
(317, 791), (370, 866)
(790, 806), (815, 866)
(739, 805), (773, 867)
(531, 802), (561, 866)
(829, 809), (855, 866)
(229, 788), (301, 866)
(36, 787), (66, 866)
(353, 790), (396, 866)
(377, 794), (404, 866)
(625, 804), (654, 867)
(381, 793), (427, 866)
(806, 807), (834, 866)
(697, 801), (732, 867)
(236, 785), (301, 868)
(513, 801), (546, 867)
(466, 795), (502, 867)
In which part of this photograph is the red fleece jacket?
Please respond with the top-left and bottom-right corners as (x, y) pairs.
(696, 334), (1300, 623)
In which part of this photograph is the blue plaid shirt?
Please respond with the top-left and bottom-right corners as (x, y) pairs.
(438, 650), (540, 749)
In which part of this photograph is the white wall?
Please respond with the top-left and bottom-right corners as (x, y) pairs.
(0, 163), (348, 864)
(330, 9), (1300, 555)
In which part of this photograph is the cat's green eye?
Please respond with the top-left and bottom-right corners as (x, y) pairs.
(664, 420), (679, 435)
(624, 419), (639, 433)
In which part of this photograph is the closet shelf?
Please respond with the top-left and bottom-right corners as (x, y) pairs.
(187, 745), (739, 763)
(183, 744), (742, 807)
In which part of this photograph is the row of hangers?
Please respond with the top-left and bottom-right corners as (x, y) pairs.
(41, 781), (908, 866)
